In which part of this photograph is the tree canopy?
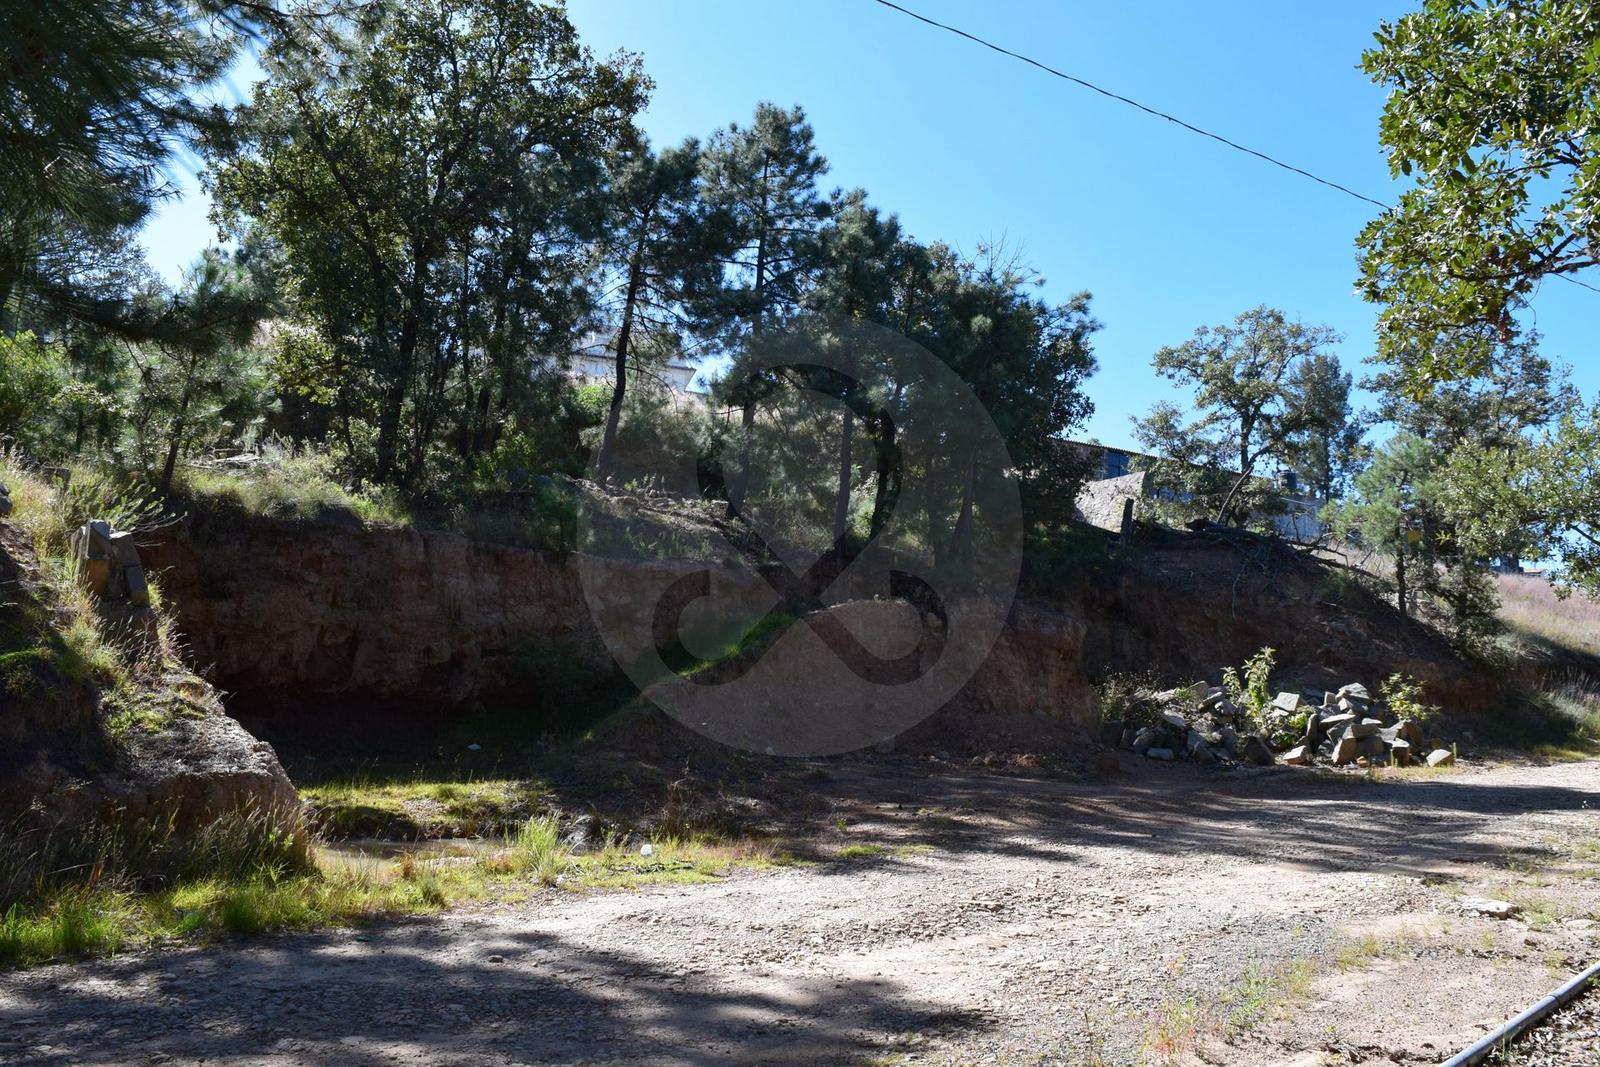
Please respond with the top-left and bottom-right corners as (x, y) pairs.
(1358, 0), (1600, 386)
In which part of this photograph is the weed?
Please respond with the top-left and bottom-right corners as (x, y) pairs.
(836, 844), (888, 860)
(503, 815), (569, 886)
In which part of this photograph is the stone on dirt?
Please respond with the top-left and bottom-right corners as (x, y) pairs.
(1329, 730), (1359, 766)
(1236, 734), (1276, 766)
(1426, 749), (1456, 767)
(1145, 747), (1175, 761)
(1458, 895), (1519, 919)
(1281, 745), (1311, 766)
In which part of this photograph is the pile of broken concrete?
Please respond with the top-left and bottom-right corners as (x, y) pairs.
(1112, 681), (1458, 770)
(1275, 682), (1455, 769)
(1113, 684), (1278, 767)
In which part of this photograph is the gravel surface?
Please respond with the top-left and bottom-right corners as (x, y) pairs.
(1, 758), (1597, 1066)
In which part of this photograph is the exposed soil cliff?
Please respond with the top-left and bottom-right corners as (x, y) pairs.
(144, 507), (1500, 754)
(1054, 528), (1503, 714)
(144, 509), (1097, 740)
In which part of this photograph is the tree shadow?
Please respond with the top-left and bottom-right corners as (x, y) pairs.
(1, 922), (988, 1065)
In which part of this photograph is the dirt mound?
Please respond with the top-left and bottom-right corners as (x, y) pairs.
(1054, 525), (1503, 713)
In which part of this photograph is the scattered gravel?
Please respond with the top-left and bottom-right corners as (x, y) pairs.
(0, 758), (1596, 1066)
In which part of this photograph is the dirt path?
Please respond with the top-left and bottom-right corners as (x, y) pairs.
(3, 759), (1598, 1066)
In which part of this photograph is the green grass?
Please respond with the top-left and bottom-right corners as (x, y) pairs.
(1139, 955), (1322, 1060)
(0, 858), (477, 967)
(561, 834), (799, 891)
(836, 843), (889, 860)
(175, 452), (411, 526)
(301, 776), (538, 840)
(0, 810), (796, 969)
(1335, 929), (1420, 970)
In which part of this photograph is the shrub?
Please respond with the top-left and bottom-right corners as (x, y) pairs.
(1096, 672), (1164, 727)
(1223, 646), (1276, 721)
(1380, 673), (1441, 731)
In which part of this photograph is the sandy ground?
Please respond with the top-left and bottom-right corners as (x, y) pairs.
(2, 757), (1597, 1066)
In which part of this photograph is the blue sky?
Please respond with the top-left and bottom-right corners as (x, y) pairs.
(140, 0), (1598, 452)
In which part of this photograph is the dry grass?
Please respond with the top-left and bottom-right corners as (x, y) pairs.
(1496, 573), (1600, 658)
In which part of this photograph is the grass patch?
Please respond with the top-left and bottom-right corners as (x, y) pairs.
(562, 835), (797, 891)
(836, 843), (889, 860)
(301, 776), (538, 840)
(1139, 957), (1319, 1059)
(174, 448), (411, 526)
(1497, 573), (1600, 659)
(1, 817), (794, 969)
(1335, 928), (1420, 970)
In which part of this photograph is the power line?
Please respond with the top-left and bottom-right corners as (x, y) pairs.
(870, 0), (1600, 300)
(869, 0), (1389, 210)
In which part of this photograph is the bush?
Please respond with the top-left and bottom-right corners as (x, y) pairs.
(1379, 673), (1440, 731)
(503, 815), (568, 886)
(1223, 646), (1275, 721)
(0, 332), (67, 456)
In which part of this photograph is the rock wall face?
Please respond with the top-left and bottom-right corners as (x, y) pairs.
(1073, 471), (1146, 532)
(147, 517), (604, 710)
(146, 513), (1099, 736)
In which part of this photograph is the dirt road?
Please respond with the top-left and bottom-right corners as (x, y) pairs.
(3, 758), (1597, 1066)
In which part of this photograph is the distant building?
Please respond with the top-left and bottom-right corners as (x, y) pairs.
(564, 330), (702, 398)
(1067, 440), (1327, 543)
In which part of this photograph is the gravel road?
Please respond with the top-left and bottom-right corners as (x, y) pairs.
(2, 758), (1597, 1066)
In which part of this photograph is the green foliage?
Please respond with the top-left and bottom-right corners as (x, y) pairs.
(1333, 433), (1504, 648)
(1133, 307), (1350, 526)
(177, 446), (409, 525)
(0, 0), (246, 327)
(1222, 646), (1276, 722)
(1358, 1), (1600, 384)
(1095, 672), (1165, 727)
(0, 332), (66, 452)
(1440, 403), (1600, 599)
(504, 816), (569, 887)
(1380, 673), (1440, 731)
(211, 0), (647, 488)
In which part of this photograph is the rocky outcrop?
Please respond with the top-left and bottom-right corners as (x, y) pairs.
(0, 517), (300, 834)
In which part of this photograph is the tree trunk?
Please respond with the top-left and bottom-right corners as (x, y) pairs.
(726, 398), (757, 519)
(868, 416), (899, 541)
(158, 352), (198, 497)
(831, 346), (856, 548)
(947, 449), (978, 576)
(1395, 546), (1408, 618)
(727, 159), (772, 521)
(598, 241), (648, 484)
(376, 251), (427, 484)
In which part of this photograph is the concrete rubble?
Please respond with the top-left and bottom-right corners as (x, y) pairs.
(1111, 679), (1459, 770)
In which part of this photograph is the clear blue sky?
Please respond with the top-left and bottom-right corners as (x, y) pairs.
(140, 0), (1597, 452)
